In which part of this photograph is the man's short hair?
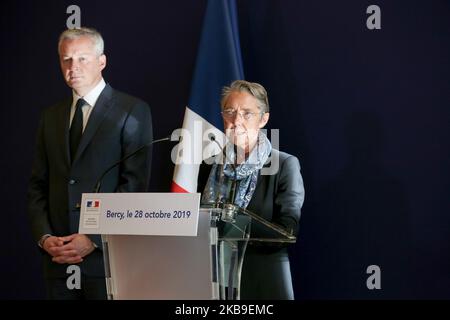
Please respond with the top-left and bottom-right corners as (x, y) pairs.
(58, 27), (104, 56)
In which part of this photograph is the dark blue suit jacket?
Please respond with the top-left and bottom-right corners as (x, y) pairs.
(28, 84), (153, 278)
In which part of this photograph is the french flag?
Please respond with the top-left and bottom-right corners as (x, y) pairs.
(87, 200), (100, 208)
(171, 0), (244, 193)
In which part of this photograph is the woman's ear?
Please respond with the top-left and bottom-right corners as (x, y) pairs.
(259, 112), (270, 128)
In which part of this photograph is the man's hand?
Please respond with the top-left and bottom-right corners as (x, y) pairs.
(43, 234), (96, 264)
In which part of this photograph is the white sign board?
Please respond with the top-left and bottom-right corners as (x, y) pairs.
(79, 193), (200, 236)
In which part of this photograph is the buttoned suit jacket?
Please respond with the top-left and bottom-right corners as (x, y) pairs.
(28, 84), (153, 278)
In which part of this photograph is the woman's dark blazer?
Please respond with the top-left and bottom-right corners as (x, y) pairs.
(198, 149), (305, 299)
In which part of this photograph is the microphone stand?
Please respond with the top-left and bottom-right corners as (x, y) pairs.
(221, 141), (239, 223)
(93, 136), (172, 193)
(208, 134), (243, 223)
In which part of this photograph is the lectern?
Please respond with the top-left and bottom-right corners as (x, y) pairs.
(79, 193), (295, 300)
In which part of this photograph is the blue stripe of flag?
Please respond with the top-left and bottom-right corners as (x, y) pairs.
(188, 0), (245, 130)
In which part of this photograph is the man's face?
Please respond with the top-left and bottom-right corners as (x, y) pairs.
(59, 36), (106, 96)
(222, 91), (269, 154)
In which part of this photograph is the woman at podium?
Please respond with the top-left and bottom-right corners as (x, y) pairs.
(198, 80), (305, 299)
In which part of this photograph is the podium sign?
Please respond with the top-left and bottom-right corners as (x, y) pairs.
(79, 193), (200, 236)
(77, 193), (295, 299)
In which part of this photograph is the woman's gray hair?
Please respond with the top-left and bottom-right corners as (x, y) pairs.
(58, 27), (104, 56)
(221, 80), (270, 113)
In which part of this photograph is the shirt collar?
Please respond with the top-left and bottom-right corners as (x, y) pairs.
(72, 78), (106, 107)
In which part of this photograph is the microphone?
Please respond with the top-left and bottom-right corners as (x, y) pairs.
(208, 133), (239, 223)
(208, 133), (223, 155)
(93, 135), (175, 193)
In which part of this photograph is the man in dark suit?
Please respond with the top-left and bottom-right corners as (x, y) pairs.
(198, 80), (304, 299)
(28, 27), (152, 299)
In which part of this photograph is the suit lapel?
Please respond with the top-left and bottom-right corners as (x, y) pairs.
(252, 151), (274, 196)
(60, 98), (72, 166)
(72, 84), (114, 164)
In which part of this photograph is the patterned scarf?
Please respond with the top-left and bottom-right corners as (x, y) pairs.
(201, 131), (272, 208)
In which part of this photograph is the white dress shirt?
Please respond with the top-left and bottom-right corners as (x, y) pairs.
(69, 78), (106, 131)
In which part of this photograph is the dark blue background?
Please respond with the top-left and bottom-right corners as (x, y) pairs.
(1, 0), (449, 299)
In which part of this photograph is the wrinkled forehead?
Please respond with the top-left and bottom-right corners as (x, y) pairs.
(223, 91), (259, 110)
(59, 36), (97, 55)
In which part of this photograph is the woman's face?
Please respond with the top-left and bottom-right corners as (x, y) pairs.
(222, 91), (269, 154)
